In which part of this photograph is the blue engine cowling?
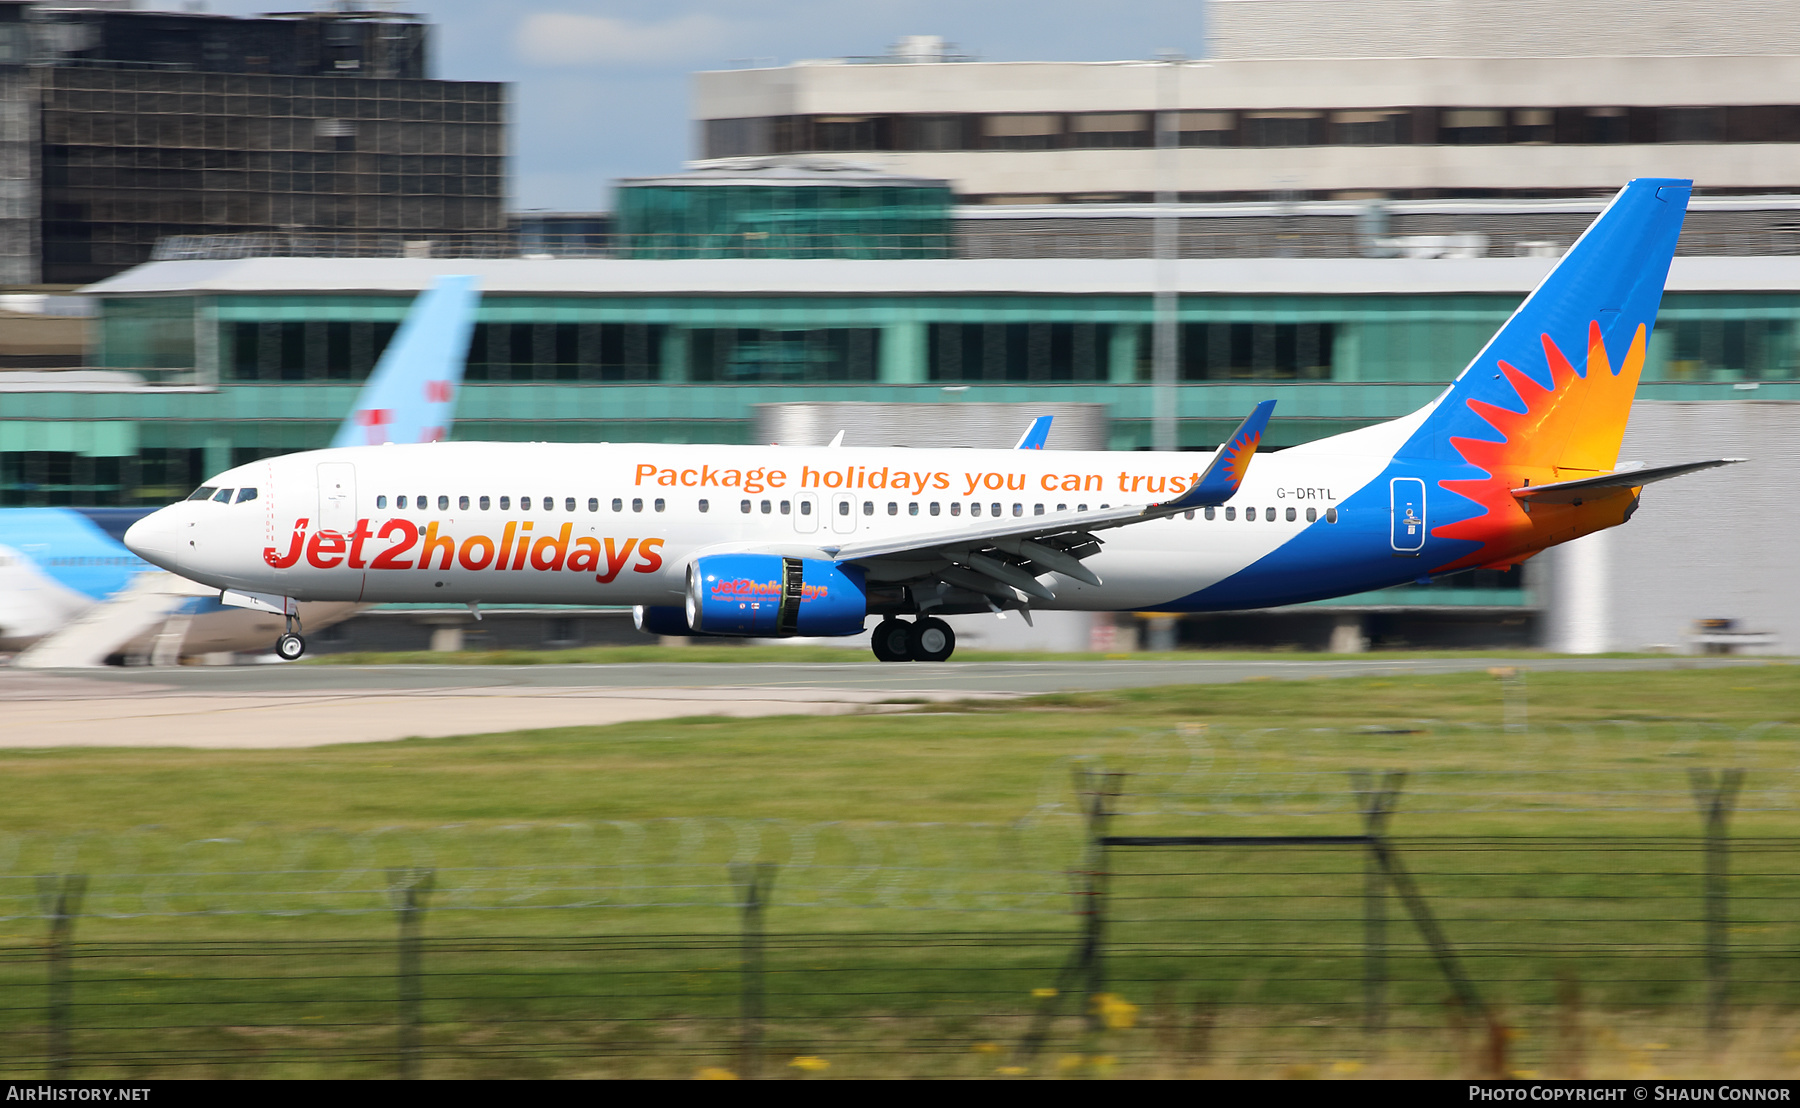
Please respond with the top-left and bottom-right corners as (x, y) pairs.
(684, 553), (868, 637)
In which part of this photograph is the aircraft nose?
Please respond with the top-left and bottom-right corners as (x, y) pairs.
(123, 507), (180, 569)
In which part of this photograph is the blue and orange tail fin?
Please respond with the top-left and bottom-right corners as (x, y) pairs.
(1014, 415), (1053, 450)
(1400, 178), (1689, 476)
(330, 275), (481, 448)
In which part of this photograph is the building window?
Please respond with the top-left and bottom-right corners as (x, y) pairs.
(1439, 108), (1507, 145)
(928, 322), (1112, 383)
(1179, 322), (1335, 381)
(1332, 109), (1410, 145)
(1239, 111), (1325, 147)
(983, 113), (1062, 150)
(688, 328), (880, 383)
(1068, 112), (1149, 148)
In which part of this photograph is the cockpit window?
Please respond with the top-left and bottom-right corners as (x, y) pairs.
(187, 486), (217, 502)
(236, 487), (258, 504)
(212, 488), (234, 503)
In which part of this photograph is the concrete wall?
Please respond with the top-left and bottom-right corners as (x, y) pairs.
(695, 54), (1800, 197)
(1210, 0), (1800, 59)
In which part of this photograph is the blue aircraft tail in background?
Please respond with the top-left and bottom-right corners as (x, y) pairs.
(330, 275), (481, 448)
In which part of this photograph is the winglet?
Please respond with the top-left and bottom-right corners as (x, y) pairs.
(1014, 415), (1052, 450)
(1157, 399), (1277, 511)
(330, 275), (480, 448)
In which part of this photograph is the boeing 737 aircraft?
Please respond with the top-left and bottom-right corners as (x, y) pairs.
(126, 180), (1738, 663)
(0, 275), (479, 662)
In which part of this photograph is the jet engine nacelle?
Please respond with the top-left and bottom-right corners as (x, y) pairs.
(684, 553), (867, 637)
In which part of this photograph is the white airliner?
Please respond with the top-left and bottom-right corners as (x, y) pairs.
(123, 179), (1737, 662)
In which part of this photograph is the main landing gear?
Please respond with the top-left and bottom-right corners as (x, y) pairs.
(275, 613), (305, 661)
(871, 616), (956, 663)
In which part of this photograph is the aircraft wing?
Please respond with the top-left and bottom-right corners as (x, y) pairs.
(822, 401), (1275, 609)
(330, 275), (481, 448)
(1510, 458), (1745, 503)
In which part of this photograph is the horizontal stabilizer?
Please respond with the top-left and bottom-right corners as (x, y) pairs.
(1511, 458), (1746, 503)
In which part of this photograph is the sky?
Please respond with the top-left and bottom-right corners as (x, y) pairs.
(199, 1), (1209, 211)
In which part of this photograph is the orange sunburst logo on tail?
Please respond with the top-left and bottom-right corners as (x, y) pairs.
(1219, 429), (1261, 486)
(1431, 321), (1647, 572)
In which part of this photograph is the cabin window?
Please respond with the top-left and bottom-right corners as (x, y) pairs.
(930, 502), (940, 516)
(566, 497), (576, 512)
(1326, 507), (1338, 523)
(780, 500), (791, 515)
(1057, 503), (1067, 512)
(237, 488), (258, 504)
(1306, 507), (1317, 522)
(212, 488), (234, 503)
(1078, 503), (1088, 512)
(991, 503), (1002, 517)
(909, 502), (919, 516)
(476, 496), (487, 510)
(970, 502), (981, 517)
(742, 500), (752, 513)
(631, 498), (643, 512)
(887, 502), (897, 516)
(655, 498), (665, 512)
(837, 500), (849, 516)
(1013, 503), (1023, 517)
(459, 496), (470, 510)
(1286, 507), (1297, 522)
(588, 498), (599, 512)
(1034, 504), (1044, 515)
(187, 486), (216, 501)
(500, 496), (511, 510)
(1184, 510), (1193, 520)
(1205, 506), (1215, 520)
(397, 495), (408, 508)
(611, 498), (621, 512)
(800, 500), (812, 515)
(376, 495), (388, 509)
(1225, 506), (1236, 520)
(863, 501), (874, 515)
(519, 497), (531, 511)
(416, 493), (426, 508)
(762, 500), (772, 514)
(699, 499), (710, 513)
(437, 495), (449, 510)
(951, 502), (961, 516)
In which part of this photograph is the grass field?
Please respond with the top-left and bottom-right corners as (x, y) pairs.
(2, 663), (1797, 1077)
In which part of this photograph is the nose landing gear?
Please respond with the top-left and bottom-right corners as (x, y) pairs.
(275, 613), (305, 661)
(869, 616), (956, 663)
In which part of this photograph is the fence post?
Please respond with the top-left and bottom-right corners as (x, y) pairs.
(37, 874), (86, 1080)
(1079, 766), (1120, 1029)
(387, 867), (434, 1080)
(1351, 770), (1406, 1034)
(729, 862), (777, 1079)
(1690, 768), (1744, 1041)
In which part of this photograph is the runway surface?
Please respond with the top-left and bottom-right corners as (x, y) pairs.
(0, 655), (1780, 749)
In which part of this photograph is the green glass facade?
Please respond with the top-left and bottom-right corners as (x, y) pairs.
(614, 183), (955, 259)
(13, 286), (1794, 512)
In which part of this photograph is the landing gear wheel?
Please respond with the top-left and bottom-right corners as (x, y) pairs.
(275, 633), (306, 661)
(871, 618), (912, 662)
(906, 617), (955, 663)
